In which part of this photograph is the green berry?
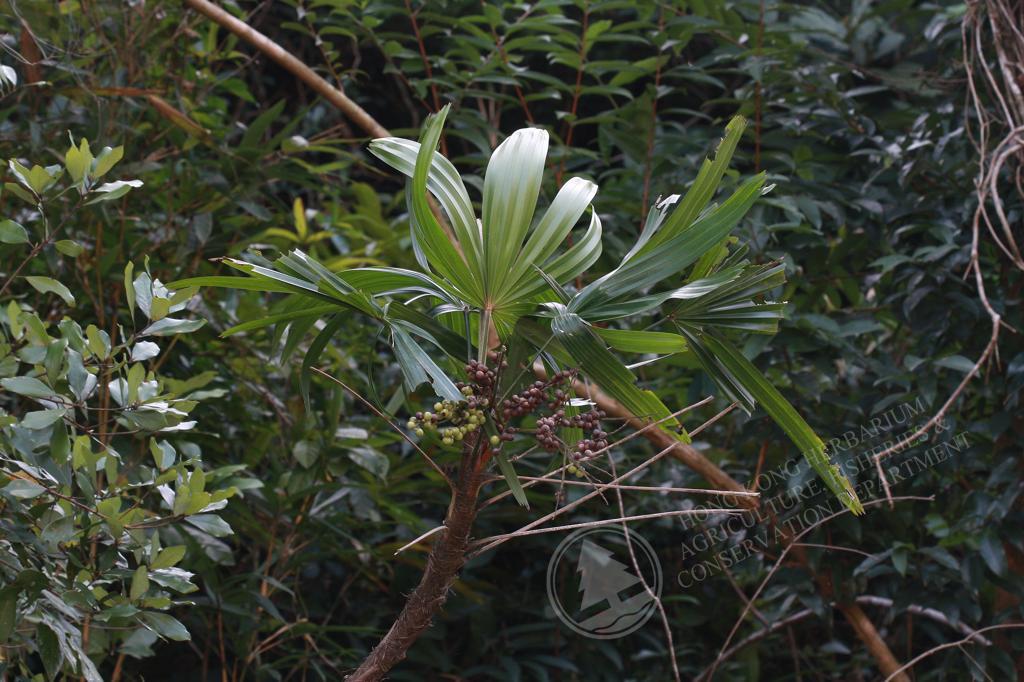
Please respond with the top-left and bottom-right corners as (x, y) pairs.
(490, 435), (500, 446)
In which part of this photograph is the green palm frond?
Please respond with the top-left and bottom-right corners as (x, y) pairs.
(173, 107), (863, 514)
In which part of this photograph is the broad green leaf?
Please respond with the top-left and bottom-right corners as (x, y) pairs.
(0, 588), (17, 642)
(55, 239), (83, 257)
(25, 276), (75, 306)
(1, 376), (56, 398)
(85, 178), (143, 204)
(4, 181), (36, 204)
(150, 440), (175, 470)
(3, 480), (46, 499)
(130, 341), (160, 362)
(292, 197), (308, 239)
(92, 145), (124, 178)
(138, 612), (190, 641)
(140, 318), (205, 337)
(65, 137), (93, 184)
(0, 219), (28, 244)
(151, 546), (187, 570)
(124, 262), (136, 316)
(130, 565), (149, 601)
(36, 623), (61, 679)
(86, 324), (111, 359)
(347, 446), (389, 479)
(22, 409), (66, 429)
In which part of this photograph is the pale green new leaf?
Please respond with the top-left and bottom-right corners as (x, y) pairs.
(368, 137), (483, 273)
(501, 176), (597, 301)
(508, 209), (603, 302)
(481, 126), (549, 299)
(406, 106), (482, 304)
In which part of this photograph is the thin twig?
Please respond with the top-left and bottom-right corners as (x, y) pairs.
(605, 445), (681, 681)
(702, 496), (933, 681)
(505, 477), (760, 497)
(883, 623), (1024, 682)
(311, 367), (452, 488)
(470, 442), (680, 556)
(393, 525), (445, 556)
(472, 508), (743, 544)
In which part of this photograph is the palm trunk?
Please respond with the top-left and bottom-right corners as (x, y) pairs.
(347, 440), (483, 681)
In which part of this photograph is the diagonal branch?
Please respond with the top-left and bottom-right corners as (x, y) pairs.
(183, 0), (388, 138)
(182, 0), (458, 245)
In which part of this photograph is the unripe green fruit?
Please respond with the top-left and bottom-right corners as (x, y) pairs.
(442, 437), (454, 445)
(415, 428), (425, 437)
(490, 435), (500, 446)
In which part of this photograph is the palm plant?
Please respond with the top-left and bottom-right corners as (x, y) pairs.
(174, 106), (861, 679)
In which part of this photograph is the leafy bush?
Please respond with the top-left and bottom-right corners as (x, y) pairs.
(0, 142), (235, 678)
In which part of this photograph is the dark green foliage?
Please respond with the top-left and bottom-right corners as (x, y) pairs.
(0, 0), (1020, 680)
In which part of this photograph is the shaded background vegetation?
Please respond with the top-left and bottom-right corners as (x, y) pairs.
(1, 0), (1021, 680)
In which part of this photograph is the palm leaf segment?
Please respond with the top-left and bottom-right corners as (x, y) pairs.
(171, 105), (862, 514)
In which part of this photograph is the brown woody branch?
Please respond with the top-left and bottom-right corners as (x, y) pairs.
(347, 435), (485, 681)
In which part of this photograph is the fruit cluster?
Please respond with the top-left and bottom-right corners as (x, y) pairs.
(499, 370), (575, 420)
(568, 409), (609, 460)
(535, 411), (567, 451)
(464, 358), (499, 388)
(406, 398), (488, 446)
(405, 349), (603, 475)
